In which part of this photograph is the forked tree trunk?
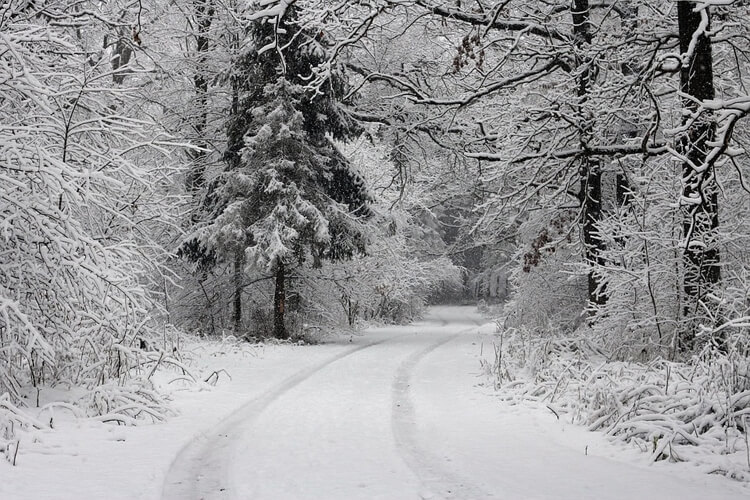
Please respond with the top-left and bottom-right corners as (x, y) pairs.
(273, 260), (288, 339)
(677, 2), (720, 349)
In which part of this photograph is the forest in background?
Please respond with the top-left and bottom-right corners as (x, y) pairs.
(2, 0), (750, 477)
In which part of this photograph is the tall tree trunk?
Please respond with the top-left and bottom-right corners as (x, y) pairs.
(581, 160), (605, 305)
(233, 249), (244, 333)
(110, 27), (133, 85)
(572, 0), (606, 306)
(615, 1), (639, 208)
(273, 260), (288, 339)
(186, 0), (215, 194)
(677, 2), (719, 349)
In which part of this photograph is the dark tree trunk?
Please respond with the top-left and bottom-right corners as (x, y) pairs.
(273, 261), (288, 339)
(186, 0), (215, 194)
(233, 249), (244, 333)
(111, 31), (133, 85)
(615, 1), (639, 208)
(581, 160), (605, 305)
(572, 0), (606, 306)
(615, 173), (632, 208)
(677, 2), (719, 349)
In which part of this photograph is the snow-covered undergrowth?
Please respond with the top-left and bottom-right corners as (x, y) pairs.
(1, 350), (166, 463)
(484, 326), (750, 481)
(0, 14), (189, 464)
(0, 332), (265, 465)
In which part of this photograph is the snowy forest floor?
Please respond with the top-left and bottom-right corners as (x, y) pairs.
(1, 306), (748, 499)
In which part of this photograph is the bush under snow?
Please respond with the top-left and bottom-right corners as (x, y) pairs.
(484, 326), (750, 481)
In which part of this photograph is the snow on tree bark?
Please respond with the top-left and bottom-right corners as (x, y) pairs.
(274, 260), (287, 339)
(185, 0), (216, 195)
(677, 1), (720, 348)
(571, 0), (606, 307)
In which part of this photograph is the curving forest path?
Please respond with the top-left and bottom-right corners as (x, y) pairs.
(162, 306), (745, 500)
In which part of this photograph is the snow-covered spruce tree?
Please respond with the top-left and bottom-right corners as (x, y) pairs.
(182, 2), (369, 339)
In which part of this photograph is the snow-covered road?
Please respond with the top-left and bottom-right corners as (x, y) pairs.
(161, 306), (747, 500)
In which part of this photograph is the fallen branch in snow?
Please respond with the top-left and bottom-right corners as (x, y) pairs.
(204, 369), (231, 386)
(546, 405), (560, 420)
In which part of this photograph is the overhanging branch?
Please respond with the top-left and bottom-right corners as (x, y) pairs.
(466, 142), (669, 163)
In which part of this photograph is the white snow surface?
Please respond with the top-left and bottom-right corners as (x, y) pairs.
(2, 306), (748, 499)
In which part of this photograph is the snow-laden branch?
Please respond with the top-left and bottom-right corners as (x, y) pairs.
(414, 59), (568, 107)
(467, 141), (669, 163)
(412, 0), (566, 42)
(248, 0), (297, 21)
(668, 95), (750, 173)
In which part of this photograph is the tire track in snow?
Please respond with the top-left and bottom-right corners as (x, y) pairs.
(162, 337), (391, 500)
(391, 327), (492, 500)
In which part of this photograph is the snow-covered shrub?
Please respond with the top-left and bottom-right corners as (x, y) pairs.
(586, 148), (750, 359)
(0, 5), (186, 452)
(503, 209), (588, 334)
(585, 160), (685, 358)
(488, 157), (750, 478)
(488, 325), (750, 479)
(296, 207), (463, 327)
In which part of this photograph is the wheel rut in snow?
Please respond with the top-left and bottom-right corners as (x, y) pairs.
(162, 338), (391, 500)
(391, 327), (491, 499)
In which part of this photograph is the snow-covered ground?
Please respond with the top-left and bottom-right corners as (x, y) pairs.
(2, 306), (748, 499)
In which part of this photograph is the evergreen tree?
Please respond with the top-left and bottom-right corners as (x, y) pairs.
(182, 2), (370, 338)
